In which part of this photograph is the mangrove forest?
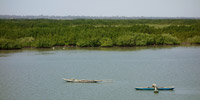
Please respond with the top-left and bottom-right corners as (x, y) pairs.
(0, 19), (200, 49)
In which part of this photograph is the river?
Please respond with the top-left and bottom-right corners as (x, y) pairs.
(0, 46), (200, 100)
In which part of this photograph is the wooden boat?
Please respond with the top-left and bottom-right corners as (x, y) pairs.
(63, 78), (103, 83)
(135, 86), (175, 90)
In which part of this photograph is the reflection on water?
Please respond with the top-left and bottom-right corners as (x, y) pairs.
(35, 52), (55, 55)
(0, 45), (182, 54)
(0, 54), (7, 57)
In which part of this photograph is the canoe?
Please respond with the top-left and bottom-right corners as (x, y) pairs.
(63, 78), (103, 83)
(135, 86), (175, 90)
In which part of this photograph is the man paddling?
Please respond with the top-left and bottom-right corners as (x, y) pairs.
(152, 84), (159, 93)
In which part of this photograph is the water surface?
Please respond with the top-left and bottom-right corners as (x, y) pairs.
(0, 46), (200, 100)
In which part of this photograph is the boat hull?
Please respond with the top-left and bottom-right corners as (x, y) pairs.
(63, 78), (102, 83)
(135, 87), (175, 90)
(66, 80), (99, 83)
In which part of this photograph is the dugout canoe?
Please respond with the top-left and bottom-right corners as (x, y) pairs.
(135, 86), (175, 90)
(63, 78), (103, 83)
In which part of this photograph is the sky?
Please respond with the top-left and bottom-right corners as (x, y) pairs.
(0, 0), (200, 17)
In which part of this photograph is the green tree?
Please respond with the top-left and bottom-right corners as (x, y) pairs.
(100, 37), (113, 47)
(76, 39), (90, 47)
(162, 34), (180, 45)
(155, 34), (180, 45)
(34, 37), (56, 48)
(134, 33), (148, 46)
(0, 38), (21, 49)
(17, 37), (35, 47)
(116, 35), (135, 46)
(188, 36), (200, 44)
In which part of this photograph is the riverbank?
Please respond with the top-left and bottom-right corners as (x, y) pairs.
(0, 37), (200, 50)
(1, 44), (200, 51)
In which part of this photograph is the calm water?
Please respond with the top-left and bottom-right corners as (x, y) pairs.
(0, 46), (200, 100)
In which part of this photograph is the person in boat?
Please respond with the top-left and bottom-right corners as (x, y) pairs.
(152, 84), (157, 88)
(152, 84), (159, 93)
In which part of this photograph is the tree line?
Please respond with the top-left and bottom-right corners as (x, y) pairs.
(0, 19), (200, 49)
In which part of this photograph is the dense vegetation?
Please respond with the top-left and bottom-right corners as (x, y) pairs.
(0, 19), (200, 49)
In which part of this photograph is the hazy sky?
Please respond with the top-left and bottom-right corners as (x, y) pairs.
(0, 0), (200, 17)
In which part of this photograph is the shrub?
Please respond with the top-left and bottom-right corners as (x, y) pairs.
(0, 38), (22, 49)
(116, 35), (135, 46)
(188, 36), (200, 44)
(17, 37), (35, 47)
(100, 37), (113, 47)
(155, 34), (180, 45)
(134, 33), (148, 46)
(34, 38), (56, 48)
(76, 39), (90, 47)
(162, 34), (180, 45)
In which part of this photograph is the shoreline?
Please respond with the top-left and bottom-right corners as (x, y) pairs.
(1, 44), (200, 50)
